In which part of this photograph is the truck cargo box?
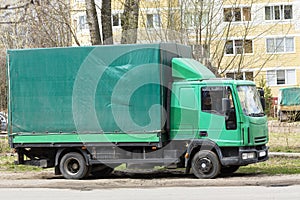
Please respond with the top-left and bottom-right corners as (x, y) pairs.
(7, 43), (191, 138)
(278, 87), (300, 106)
(278, 87), (300, 121)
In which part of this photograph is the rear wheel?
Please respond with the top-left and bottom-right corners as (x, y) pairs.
(59, 152), (89, 179)
(279, 111), (287, 122)
(192, 150), (221, 179)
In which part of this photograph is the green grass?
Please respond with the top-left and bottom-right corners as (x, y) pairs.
(0, 136), (42, 172)
(0, 154), (42, 172)
(238, 156), (300, 175)
(0, 137), (11, 153)
(268, 132), (300, 153)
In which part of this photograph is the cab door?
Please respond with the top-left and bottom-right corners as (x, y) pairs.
(198, 86), (242, 146)
(170, 84), (199, 140)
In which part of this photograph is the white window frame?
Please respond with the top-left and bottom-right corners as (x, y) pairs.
(225, 39), (253, 55)
(266, 37), (295, 54)
(265, 5), (293, 21)
(77, 14), (89, 32)
(223, 7), (251, 22)
(266, 69), (296, 86)
(112, 13), (122, 27)
(146, 13), (161, 28)
(225, 71), (254, 81)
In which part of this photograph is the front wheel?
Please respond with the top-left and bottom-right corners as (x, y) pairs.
(59, 152), (89, 179)
(191, 150), (221, 179)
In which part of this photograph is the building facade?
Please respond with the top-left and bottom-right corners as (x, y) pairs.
(220, 0), (300, 99)
(70, 0), (300, 100)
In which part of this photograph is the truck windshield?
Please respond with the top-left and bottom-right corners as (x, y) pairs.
(237, 86), (264, 117)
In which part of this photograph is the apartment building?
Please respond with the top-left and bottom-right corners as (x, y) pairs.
(70, 0), (300, 99)
(220, 0), (300, 99)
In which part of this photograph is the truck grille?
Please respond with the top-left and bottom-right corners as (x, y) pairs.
(255, 136), (267, 143)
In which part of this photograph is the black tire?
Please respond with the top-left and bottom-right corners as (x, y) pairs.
(59, 152), (89, 179)
(279, 111), (283, 122)
(192, 150), (221, 179)
(91, 164), (114, 178)
(220, 166), (240, 175)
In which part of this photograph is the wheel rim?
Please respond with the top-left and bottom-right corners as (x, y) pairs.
(64, 157), (81, 175)
(197, 157), (213, 174)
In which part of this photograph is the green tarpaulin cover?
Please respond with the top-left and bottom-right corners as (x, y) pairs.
(279, 87), (300, 106)
(7, 43), (191, 134)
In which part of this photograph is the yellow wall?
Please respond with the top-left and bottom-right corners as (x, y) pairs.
(223, 0), (290, 5)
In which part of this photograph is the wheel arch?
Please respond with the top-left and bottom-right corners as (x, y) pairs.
(54, 147), (90, 175)
(185, 139), (223, 173)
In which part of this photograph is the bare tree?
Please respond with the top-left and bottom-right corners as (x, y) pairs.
(0, 49), (6, 111)
(84, 0), (113, 45)
(101, 0), (113, 44)
(0, 0), (73, 48)
(121, 0), (140, 44)
(0, 0), (74, 111)
(85, 0), (101, 45)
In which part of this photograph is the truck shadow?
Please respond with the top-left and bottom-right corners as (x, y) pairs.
(48, 170), (262, 180)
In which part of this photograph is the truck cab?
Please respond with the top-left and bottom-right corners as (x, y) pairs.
(170, 58), (268, 178)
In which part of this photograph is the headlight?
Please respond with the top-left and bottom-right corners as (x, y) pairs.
(242, 152), (256, 160)
(258, 151), (266, 157)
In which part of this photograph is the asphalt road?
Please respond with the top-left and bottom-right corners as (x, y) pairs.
(1, 185), (299, 200)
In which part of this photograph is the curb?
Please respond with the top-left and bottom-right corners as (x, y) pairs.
(269, 152), (300, 158)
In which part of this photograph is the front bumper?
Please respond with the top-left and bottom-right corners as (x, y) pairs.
(220, 145), (269, 166)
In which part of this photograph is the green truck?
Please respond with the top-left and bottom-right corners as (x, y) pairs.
(277, 87), (300, 122)
(7, 43), (269, 179)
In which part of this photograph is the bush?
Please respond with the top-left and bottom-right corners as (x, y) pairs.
(0, 137), (10, 153)
(258, 78), (273, 116)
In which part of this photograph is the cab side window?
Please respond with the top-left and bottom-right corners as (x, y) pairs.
(201, 86), (237, 130)
(201, 87), (222, 114)
(226, 89), (237, 130)
(201, 91), (212, 111)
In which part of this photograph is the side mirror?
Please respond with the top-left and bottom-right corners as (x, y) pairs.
(222, 98), (231, 114)
(260, 97), (266, 111)
(259, 89), (264, 97)
(258, 88), (266, 111)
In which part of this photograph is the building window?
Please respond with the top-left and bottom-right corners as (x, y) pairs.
(185, 12), (209, 28)
(266, 69), (296, 86)
(225, 40), (253, 55)
(78, 15), (88, 31)
(112, 13), (122, 27)
(191, 44), (209, 59)
(224, 7), (251, 22)
(266, 37), (294, 53)
(147, 14), (161, 28)
(226, 72), (253, 81)
(265, 5), (293, 20)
